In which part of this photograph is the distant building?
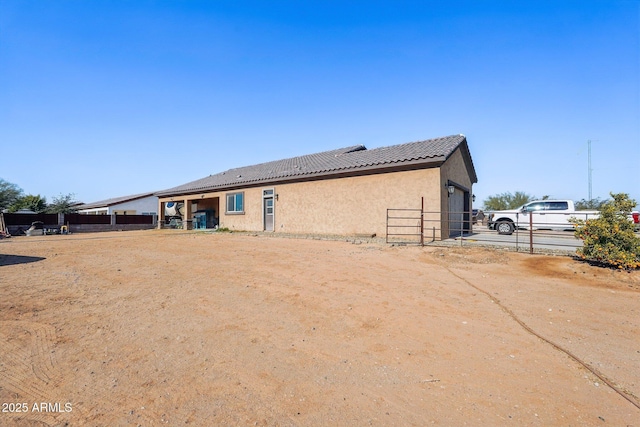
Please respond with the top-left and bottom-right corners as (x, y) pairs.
(76, 192), (158, 216)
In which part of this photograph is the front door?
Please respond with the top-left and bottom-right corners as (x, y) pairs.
(263, 189), (274, 231)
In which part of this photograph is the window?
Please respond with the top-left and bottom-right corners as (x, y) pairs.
(522, 202), (545, 213)
(546, 202), (568, 211)
(226, 192), (244, 214)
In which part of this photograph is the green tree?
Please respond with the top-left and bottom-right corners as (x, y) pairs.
(46, 193), (79, 214)
(9, 194), (48, 213)
(575, 197), (609, 210)
(0, 178), (24, 212)
(571, 193), (640, 269)
(482, 191), (535, 211)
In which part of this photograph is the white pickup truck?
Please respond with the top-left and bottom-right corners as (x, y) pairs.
(487, 200), (599, 235)
(487, 199), (640, 235)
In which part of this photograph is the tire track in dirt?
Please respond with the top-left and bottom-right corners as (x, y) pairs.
(441, 267), (640, 413)
(0, 321), (162, 426)
(0, 321), (80, 425)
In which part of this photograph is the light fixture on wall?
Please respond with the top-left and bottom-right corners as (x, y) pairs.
(472, 194), (476, 203)
(447, 185), (455, 195)
(275, 194), (279, 201)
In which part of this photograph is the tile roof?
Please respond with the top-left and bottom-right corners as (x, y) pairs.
(157, 134), (474, 197)
(77, 192), (157, 210)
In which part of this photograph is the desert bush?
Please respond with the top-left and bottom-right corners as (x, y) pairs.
(483, 191), (536, 210)
(571, 193), (640, 269)
(574, 197), (608, 210)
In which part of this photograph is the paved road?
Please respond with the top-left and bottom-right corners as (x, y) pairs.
(439, 226), (640, 253)
(448, 228), (583, 252)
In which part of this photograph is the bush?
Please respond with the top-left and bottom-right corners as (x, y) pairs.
(483, 191), (536, 210)
(571, 193), (640, 269)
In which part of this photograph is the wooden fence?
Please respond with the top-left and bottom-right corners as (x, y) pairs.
(2, 213), (157, 235)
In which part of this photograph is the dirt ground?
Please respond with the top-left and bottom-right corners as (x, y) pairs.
(0, 230), (639, 426)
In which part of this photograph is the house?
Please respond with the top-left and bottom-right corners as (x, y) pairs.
(155, 134), (477, 239)
(76, 192), (158, 216)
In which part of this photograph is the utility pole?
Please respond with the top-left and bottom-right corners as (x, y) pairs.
(588, 139), (592, 202)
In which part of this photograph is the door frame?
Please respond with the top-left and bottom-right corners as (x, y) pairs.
(262, 188), (275, 231)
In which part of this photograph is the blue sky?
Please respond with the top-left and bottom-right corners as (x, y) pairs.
(1, 0), (639, 208)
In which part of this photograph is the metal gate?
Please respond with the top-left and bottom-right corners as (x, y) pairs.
(386, 208), (423, 244)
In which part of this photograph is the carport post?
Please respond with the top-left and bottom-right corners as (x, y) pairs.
(183, 198), (192, 230)
(158, 200), (165, 229)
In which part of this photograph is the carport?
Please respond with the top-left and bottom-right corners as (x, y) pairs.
(159, 195), (220, 230)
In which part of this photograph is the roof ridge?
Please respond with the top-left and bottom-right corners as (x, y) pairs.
(365, 134), (464, 152)
(221, 145), (366, 173)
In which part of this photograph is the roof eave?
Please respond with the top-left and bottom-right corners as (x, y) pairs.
(156, 158), (446, 198)
(77, 193), (157, 210)
(444, 138), (478, 184)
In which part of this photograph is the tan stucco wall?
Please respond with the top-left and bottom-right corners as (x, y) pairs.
(439, 148), (473, 198)
(160, 168), (440, 236)
(219, 187), (264, 231)
(271, 168), (441, 237)
(158, 147), (475, 239)
(439, 147), (474, 237)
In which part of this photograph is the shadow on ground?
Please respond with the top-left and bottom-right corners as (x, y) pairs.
(0, 254), (46, 267)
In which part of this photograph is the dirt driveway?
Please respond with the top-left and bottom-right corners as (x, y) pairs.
(1, 230), (639, 426)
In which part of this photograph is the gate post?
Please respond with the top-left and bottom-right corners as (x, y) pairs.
(529, 212), (534, 254)
(420, 197), (424, 246)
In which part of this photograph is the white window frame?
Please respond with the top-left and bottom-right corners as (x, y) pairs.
(226, 192), (245, 214)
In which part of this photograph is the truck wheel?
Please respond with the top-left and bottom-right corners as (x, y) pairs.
(496, 221), (514, 235)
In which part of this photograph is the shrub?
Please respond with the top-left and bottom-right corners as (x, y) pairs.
(483, 191), (535, 210)
(571, 193), (640, 269)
